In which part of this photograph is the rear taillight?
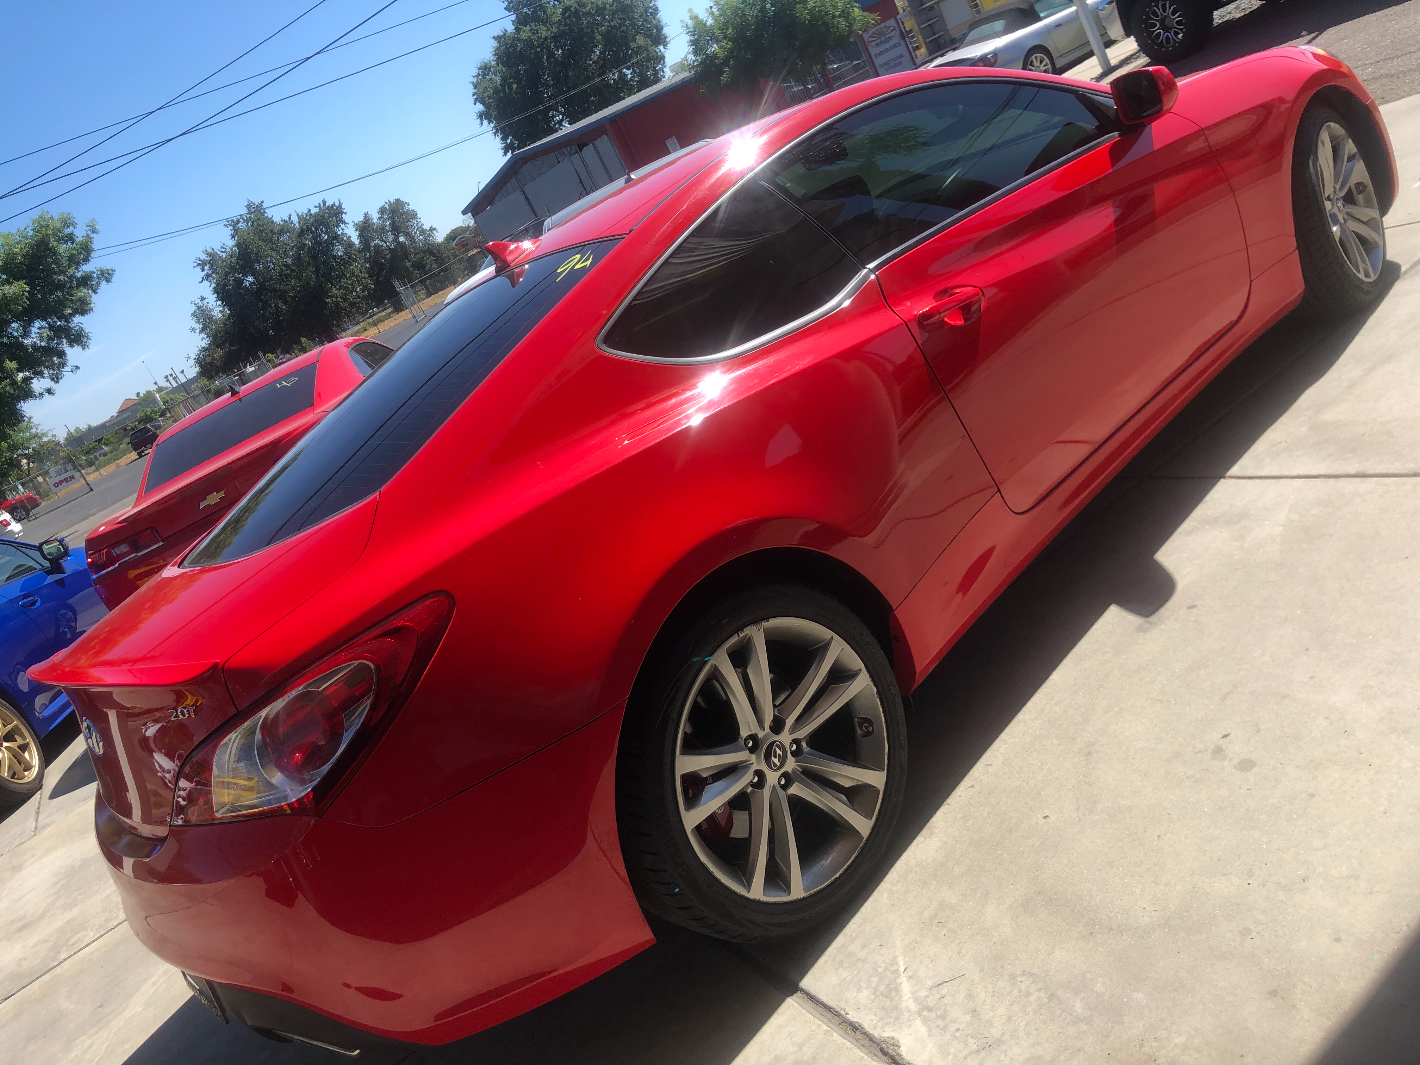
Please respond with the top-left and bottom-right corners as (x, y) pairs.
(172, 593), (453, 824)
(88, 527), (163, 573)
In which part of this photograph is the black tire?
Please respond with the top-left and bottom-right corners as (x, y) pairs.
(1293, 105), (1388, 319)
(1022, 46), (1056, 75)
(10, 505), (29, 522)
(0, 699), (46, 812)
(617, 584), (907, 941)
(1130, 0), (1212, 63)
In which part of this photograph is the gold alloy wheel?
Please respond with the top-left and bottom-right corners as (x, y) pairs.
(0, 702), (40, 785)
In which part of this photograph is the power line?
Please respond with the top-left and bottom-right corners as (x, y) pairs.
(4, 0), (331, 197)
(6, 14), (513, 199)
(1, 0), (405, 225)
(0, 0), (481, 171)
(92, 45), (683, 259)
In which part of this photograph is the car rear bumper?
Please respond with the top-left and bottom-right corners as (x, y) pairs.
(96, 704), (653, 1045)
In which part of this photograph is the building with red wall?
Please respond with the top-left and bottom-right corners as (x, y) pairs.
(464, 74), (789, 241)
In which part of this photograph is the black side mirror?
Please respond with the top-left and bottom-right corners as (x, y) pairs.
(39, 537), (69, 570)
(1111, 66), (1179, 125)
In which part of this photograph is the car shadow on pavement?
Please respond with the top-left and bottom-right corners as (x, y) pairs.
(124, 263), (1407, 1065)
(1310, 923), (1420, 1065)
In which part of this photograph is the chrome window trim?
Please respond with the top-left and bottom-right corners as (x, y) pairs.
(596, 75), (1120, 366)
(599, 268), (876, 365)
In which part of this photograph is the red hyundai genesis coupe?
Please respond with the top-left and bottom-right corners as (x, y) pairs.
(33, 49), (1394, 1054)
(85, 337), (392, 608)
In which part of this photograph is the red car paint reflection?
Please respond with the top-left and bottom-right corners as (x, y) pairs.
(33, 49), (1394, 1050)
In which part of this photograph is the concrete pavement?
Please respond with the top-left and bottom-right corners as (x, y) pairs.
(21, 458), (147, 546)
(2, 95), (1418, 1065)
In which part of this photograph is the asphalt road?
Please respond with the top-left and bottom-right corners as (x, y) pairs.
(1176, 0), (1420, 103)
(22, 458), (146, 546)
(371, 300), (445, 351)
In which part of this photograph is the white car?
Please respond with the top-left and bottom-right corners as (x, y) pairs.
(0, 509), (24, 539)
(443, 262), (497, 306)
(932, 0), (1124, 75)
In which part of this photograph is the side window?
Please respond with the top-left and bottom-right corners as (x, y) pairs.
(1034, 0), (1074, 16)
(601, 181), (863, 361)
(349, 340), (394, 377)
(0, 544), (41, 586)
(765, 82), (1113, 264)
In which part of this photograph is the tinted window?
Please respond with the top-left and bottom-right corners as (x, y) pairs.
(1033, 0), (1074, 17)
(188, 239), (621, 566)
(765, 83), (1112, 264)
(0, 543), (41, 585)
(602, 181), (863, 361)
(145, 363), (319, 492)
(348, 340), (394, 377)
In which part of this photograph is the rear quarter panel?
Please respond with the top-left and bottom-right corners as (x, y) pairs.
(225, 257), (996, 828)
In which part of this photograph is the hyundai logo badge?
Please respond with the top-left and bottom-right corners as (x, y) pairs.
(81, 718), (104, 757)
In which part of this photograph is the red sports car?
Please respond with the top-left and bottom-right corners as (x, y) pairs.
(84, 337), (392, 608)
(34, 49), (1393, 1054)
(0, 491), (41, 522)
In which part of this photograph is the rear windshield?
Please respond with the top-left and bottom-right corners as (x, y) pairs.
(187, 238), (621, 566)
(144, 363), (318, 493)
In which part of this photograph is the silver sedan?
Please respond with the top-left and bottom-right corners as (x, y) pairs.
(930, 0), (1124, 75)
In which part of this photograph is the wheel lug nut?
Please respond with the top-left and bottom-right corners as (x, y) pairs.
(744, 736), (758, 752)
(770, 715), (785, 735)
(788, 739), (801, 756)
(778, 773), (791, 789)
(751, 770), (765, 789)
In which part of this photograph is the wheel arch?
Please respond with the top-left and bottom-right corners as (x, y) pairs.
(618, 541), (903, 719)
(1302, 83), (1396, 213)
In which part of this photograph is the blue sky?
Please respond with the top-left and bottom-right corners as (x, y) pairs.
(2, 0), (699, 436)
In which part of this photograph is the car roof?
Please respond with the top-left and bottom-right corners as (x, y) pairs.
(524, 106), (811, 260)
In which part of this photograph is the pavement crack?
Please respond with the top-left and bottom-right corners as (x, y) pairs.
(722, 944), (917, 1065)
(0, 920), (125, 1008)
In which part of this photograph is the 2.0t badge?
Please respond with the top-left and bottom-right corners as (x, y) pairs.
(81, 718), (104, 757)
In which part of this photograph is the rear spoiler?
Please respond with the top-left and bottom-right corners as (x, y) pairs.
(28, 656), (219, 689)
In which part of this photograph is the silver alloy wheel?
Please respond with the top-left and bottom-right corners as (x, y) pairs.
(1024, 51), (1054, 73)
(0, 703), (39, 785)
(674, 618), (888, 902)
(1141, 0), (1186, 47)
(1314, 121), (1384, 283)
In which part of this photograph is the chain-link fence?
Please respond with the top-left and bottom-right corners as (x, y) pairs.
(342, 251), (484, 341)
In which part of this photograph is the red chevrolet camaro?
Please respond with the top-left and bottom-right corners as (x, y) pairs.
(85, 337), (392, 608)
(34, 49), (1394, 1054)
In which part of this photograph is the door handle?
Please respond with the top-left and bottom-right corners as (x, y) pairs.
(18, 595), (39, 608)
(917, 286), (983, 330)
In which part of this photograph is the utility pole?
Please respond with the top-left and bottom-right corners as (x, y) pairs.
(1072, 0), (1112, 75)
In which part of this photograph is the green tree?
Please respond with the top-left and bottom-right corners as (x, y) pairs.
(0, 416), (59, 484)
(473, 0), (668, 154)
(354, 199), (448, 306)
(192, 201), (371, 376)
(686, 0), (876, 92)
(0, 211), (114, 449)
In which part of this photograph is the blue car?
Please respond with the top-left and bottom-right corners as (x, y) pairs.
(0, 536), (106, 810)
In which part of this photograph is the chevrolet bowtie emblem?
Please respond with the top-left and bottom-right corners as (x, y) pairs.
(199, 490), (226, 509)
